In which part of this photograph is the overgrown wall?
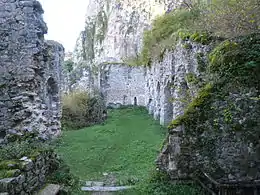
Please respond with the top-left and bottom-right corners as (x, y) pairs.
(157, 34), (260, 183)
(0, 151), (58, 195)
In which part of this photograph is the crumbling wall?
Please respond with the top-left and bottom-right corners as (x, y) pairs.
(97, 40), (209, 126)
(0, 151), (58, 195)
(0, 0), (64, 141)
(100, 64), (146, 107)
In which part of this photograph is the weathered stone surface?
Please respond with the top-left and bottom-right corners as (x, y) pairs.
(65, 0), (207, 126)
(36, 184), (60, 195)
(85, 181), (104, 187)
(81, 186), (132, 192)
(0, 151), (58, 195)
(100, 64), (146, 108)
(0, 0), (64, 140)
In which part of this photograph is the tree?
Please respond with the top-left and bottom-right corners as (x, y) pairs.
(198, 0), (260, 37)
(63, 60), (74, 73)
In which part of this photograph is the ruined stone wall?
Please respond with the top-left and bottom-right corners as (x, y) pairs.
(96, 41), (209, 126)
(0, 151), (58, 195)
(157, 35), (260, 183)
(100, 64), (146, 107)
(68, 0), (207, 126)
(145, 41), (210, 125)
(0, 0), (64, 141)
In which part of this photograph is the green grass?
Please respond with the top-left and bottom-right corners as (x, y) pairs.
(56, 107), (166, 184)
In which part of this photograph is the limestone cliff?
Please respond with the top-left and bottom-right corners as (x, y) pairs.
(66, 0), (191, 126)
(66, 0), (183, 93)
(74, 0), (182, 64)
(0, 0), (64, 141)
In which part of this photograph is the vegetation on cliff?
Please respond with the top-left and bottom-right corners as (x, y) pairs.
(169, 32), (260, 133)
(138, 0), (260, 66)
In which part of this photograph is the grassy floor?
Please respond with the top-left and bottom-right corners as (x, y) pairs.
(56, 107), (166, 184)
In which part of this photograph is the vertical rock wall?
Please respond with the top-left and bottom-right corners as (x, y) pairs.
(0, 0), (64, 141)
(66, 0), (184, 94)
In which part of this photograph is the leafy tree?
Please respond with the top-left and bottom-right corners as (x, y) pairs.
(63, 60), (74, 73)
(196, 0), (260, 37)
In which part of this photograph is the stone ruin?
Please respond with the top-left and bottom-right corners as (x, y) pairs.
(0, 0), (64, 142)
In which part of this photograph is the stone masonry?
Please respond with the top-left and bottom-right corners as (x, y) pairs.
(0, 0), (64, 141)
(0, 151), (58, 195)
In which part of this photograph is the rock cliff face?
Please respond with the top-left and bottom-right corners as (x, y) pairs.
(0, 0), (64, 141)
(74, 0), (182, 63)
(67, 0), (191, 126)
(67, 0), (180, 89)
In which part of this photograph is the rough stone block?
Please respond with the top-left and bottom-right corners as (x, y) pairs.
(36, 184), (60, 195)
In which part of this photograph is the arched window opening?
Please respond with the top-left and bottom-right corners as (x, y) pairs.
(134, 97), (137, 106)
(46, 77), (58, 117)
(163, 81), (173, 125)
(123, 95), (127, 105)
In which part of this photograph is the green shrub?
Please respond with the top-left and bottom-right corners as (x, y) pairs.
(198, 0), (260, 38)
(0, 139), (54, 161)
(61, 91), (106, 130)
(47, 159), (79, 188)
(63, 60), (74, 73)
(140, 8), (201, 66)
(183, 43), (192, 49)
(208, 33), (260, 87)
(196, 52), (207, 72)
(126, 0), (259, 67)
(185, 73), (199, 84)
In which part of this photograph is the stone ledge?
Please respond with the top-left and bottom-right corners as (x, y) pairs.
(81, 186), (132, 192)
(36, 184), (60, 195)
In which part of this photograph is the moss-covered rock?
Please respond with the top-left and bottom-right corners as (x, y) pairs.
(182, 43), (192, 49)
(196, 52), (206, 72)
(0, 160), (21, 170)
(185, 73), (199, 84)
(208, 33), (260, 86)
(168, 83), (213, 129)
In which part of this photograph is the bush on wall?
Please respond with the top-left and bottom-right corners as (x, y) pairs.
(61, 91), (106, 130)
